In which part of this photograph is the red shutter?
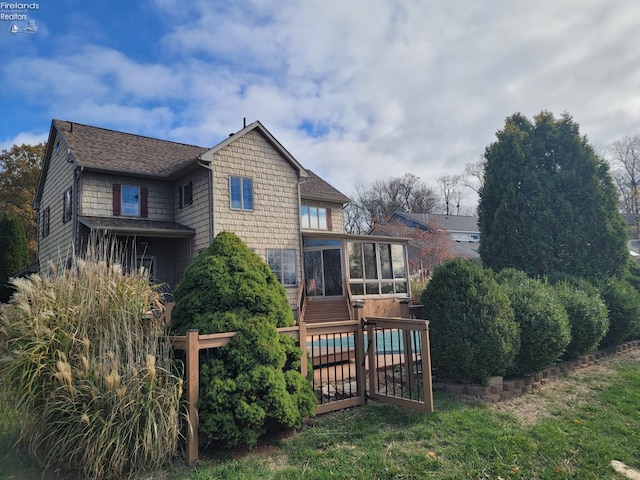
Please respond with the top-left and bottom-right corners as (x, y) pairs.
(327, 207), (333, 231)
(178, 186), (183, 209)
(140, 187), (148, 218)
(113, 184), (121, 216)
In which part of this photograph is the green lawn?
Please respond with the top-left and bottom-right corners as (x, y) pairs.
(3, 352), (640, 479)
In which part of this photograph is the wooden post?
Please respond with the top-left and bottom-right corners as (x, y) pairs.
(298, 319), (308, 378)
(185, 330), (200, 466)
(365, 321), (377, 397)
(355, 319), (367, 398)
(420, 323), (434, 412)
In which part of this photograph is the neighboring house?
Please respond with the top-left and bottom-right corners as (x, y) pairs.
(386, 212), (480, 273)
(34, 119), (411, 321)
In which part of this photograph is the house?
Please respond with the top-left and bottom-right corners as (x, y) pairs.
(33, 119), (412, 321)
(380, 212), (480, 278)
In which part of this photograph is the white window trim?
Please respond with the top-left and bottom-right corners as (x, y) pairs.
(229, 176), (254, 211)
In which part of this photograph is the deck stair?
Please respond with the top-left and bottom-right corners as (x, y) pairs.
(302, 297), (352, 323)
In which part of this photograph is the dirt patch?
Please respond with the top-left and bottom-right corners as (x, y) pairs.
(491, 350), (640, 425)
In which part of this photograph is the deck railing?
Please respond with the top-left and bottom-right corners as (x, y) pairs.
(168, 315), (431, 465)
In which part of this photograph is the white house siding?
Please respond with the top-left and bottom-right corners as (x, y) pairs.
(38, 132), (75, 269)
(210, 130), (302, 308)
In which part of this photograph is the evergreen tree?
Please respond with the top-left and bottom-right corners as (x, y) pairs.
(0, 214), (29, 303)
(478, 111), (627, 279)
(170, 231), (315, 447)
(0, 143), (45, 261)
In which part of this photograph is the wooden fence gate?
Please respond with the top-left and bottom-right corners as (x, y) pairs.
(308, 317), (433, 415)
(170, 316), (433, 465)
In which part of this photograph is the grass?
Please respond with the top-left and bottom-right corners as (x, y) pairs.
(2, 351), (640, 479)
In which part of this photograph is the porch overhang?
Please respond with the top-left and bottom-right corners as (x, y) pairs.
(79, 216), (195, 238)
(302, 231), (410, 244)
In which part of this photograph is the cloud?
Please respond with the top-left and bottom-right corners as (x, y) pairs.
(0, 131), (48, 154)
(5, 0), (640, 209)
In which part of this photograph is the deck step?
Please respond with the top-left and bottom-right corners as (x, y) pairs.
(303, 298), (352, 323)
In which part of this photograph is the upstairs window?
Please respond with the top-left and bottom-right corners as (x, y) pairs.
(122, 185), (140, 216)
(113, 184), (148, 217)
(63, 187), (72, 223)
(230, 176), (253, 211)
(301, 206), (332, 230)
(179, 180), (193, 208)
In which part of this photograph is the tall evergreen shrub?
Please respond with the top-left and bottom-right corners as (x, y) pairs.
(170, 231), (315, 447)
(479, 111), (627, 280)
(421, 258), (519, 385)
(0, 214), (29, 303)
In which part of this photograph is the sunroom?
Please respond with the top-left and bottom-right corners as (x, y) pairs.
(301, 232), (411, 322)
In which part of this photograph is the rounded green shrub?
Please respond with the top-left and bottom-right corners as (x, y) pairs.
(552, 281), (609, 359)
(421, 258), (519, 385)
(598, 277), (640, 348)
(496, 269), (570, 375)
(170, 231), (316, 447)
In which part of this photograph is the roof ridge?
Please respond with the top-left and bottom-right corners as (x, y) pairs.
(53, 119), (209, 149)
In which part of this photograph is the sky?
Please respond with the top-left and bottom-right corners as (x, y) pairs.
(2, 0), (640, 212)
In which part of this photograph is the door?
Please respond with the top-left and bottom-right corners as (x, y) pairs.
(304, 248), (343, 297)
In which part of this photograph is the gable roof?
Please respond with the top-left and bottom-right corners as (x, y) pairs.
(199, 120), (309, 180)
(52, 120), (209, 178)
(300, 170), (350, 204)
(35, 119), (349, 208)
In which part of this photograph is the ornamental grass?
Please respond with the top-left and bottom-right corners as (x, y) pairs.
(0, 248), (184, 479)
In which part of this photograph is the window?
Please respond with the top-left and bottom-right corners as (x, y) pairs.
(122, 185), (140, 216)
(230, 176), (253, 210)
(179, 181), (193, 208)
(42, 207), (50, 238)
(267, 249), (297, 286)
(301, 205), (331, 230)
(347, 241), (407, 296)
(113, 184), (148, 217)
(63, 188), (72, 223)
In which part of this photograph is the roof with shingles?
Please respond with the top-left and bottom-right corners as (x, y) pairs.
(38, 119), (349, 205)
(393, 212), (479, 233)
(300, 170), (350, 204)
(79, 216), (195, 237)
(53, 120), (208, 178)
